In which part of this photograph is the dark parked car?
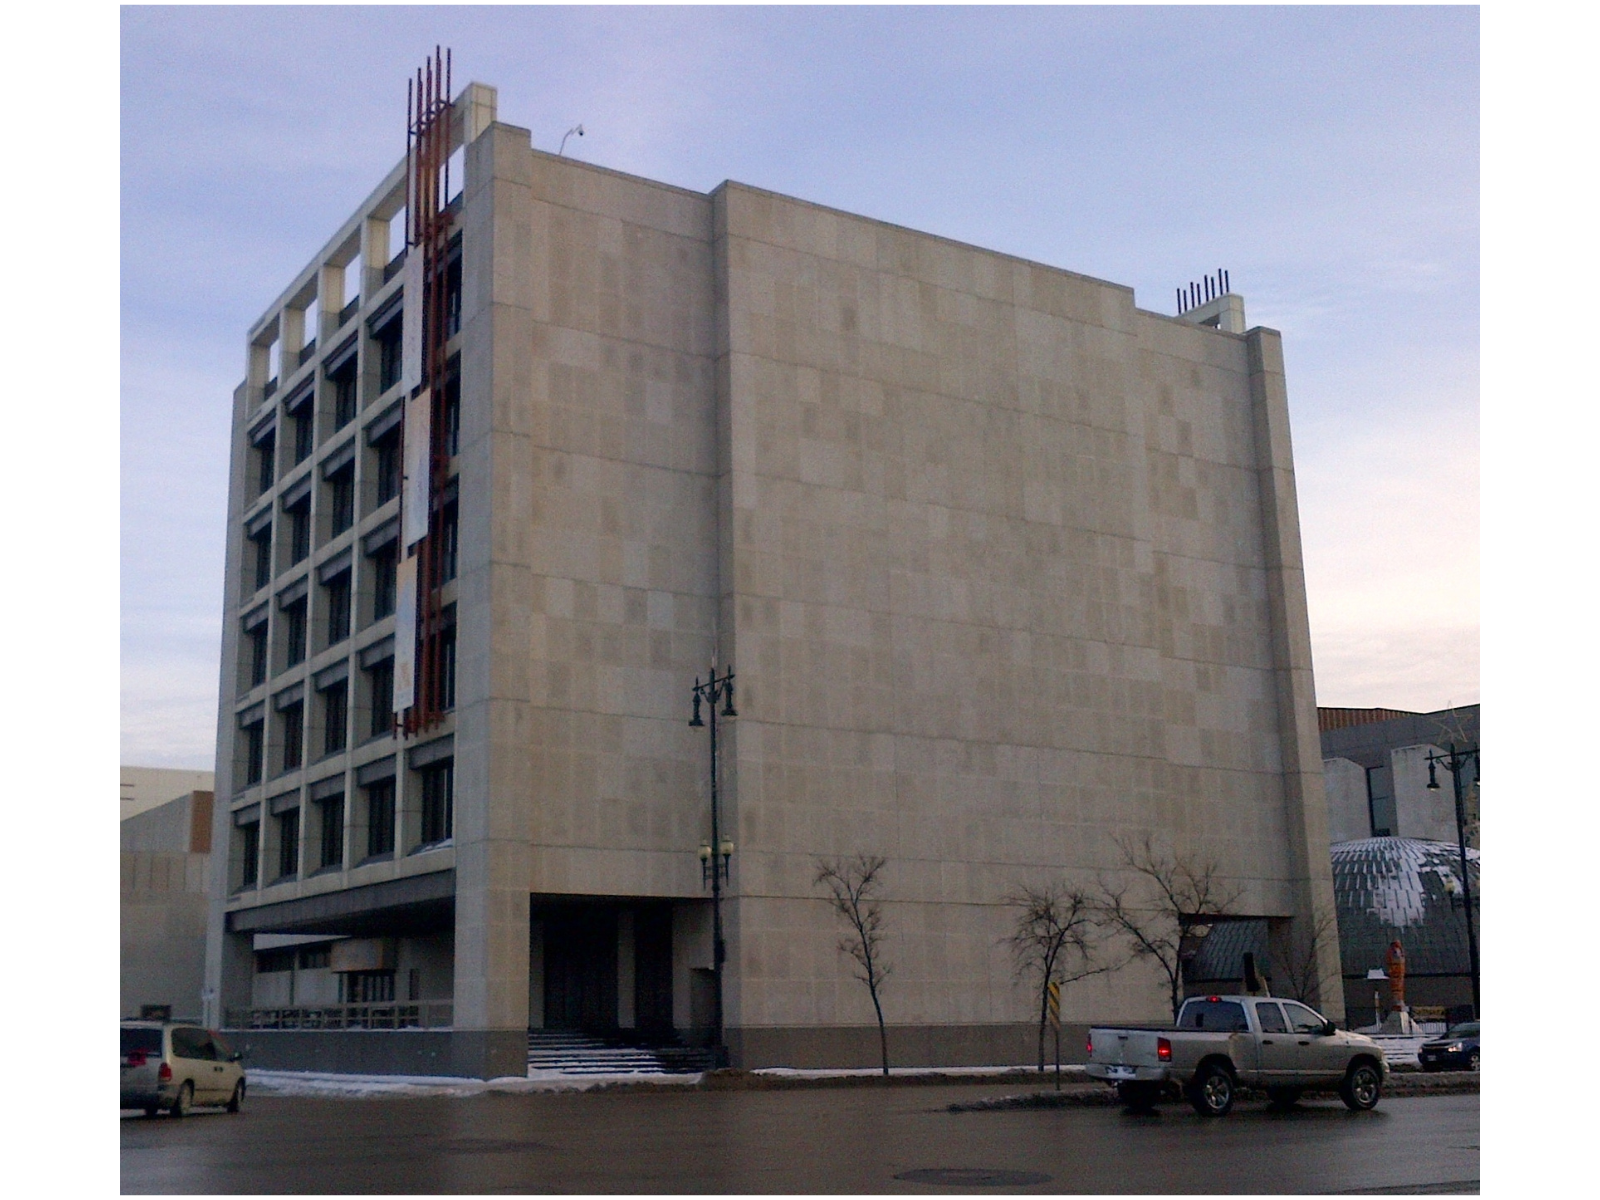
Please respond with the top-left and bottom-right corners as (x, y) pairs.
(1417, 1021), (1479, 1072)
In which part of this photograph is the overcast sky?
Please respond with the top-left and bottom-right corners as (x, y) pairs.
(121, 5), (1479, 769)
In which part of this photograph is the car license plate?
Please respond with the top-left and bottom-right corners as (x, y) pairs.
(1108, 1065), (1136, 1080)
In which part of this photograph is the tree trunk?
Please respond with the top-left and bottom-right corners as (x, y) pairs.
(870, 986), (889, 1076)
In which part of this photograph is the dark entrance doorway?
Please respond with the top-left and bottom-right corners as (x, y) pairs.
(634, 903), (673, 1036)
(543, 907), (618, 1032)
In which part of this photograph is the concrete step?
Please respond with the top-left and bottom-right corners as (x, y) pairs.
(526, 1029), (714, 1075)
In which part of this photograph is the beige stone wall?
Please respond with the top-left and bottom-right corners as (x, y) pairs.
(708, 182), (1338, 1031)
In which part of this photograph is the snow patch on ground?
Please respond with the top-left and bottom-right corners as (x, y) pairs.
(248, 1069), (704, 1097)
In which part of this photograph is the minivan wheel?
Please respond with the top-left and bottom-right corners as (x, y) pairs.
(1189, 1064), (1235, 1117)
(1468, 1050), (1479, 1072)
(170, 1081), (193, 1118)
(1339, 1061), (1382, 1111)
(227, 1081), (245, 1114)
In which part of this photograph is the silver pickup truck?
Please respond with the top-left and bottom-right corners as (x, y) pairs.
(1086, 994), (1387, 1116)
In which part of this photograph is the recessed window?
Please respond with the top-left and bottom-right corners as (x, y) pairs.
(317, 792), (344, 871)
(291, 404), (315, 465)
(281, 701), (304, 773)
(343, 970), (395, 1003)
(445, 247), (463, 338)
(282, 599), (308, 668)
(287, 499), (311, 565)
(255, 431), (276, 495)
(321, 680), (348, 756)
(375, 431), (401, 506)
(325, 572), (352, 647)
(419, 759), (454, 847)
(275, 807), (300, 881)
(365, 778), (395, 858)
(328, 468), (355, 536)
(435, 608), (457, 711)
(376, 316), (403, 393)
(237, 820), (260, 889)
(300, 945), (330, 970)
(367, 658), (394, 739)
(246, 624), (268, 689)
(443, 367), (461, 456)
(440, 500), (458, 583)
(242, 720), (265, 786)
(250, 524), (273, 593)
(331, 361), (358, 430)
(372, 545), (398, 620)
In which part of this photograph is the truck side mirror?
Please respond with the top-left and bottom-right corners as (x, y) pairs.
(1321, 1020), (1338, 1036)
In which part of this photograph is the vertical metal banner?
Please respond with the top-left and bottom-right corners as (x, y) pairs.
(402, 387), (432, 547)
(399, 250), (425, 393)
(393, 553), (419, 715)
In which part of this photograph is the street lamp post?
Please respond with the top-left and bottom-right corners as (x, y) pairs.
(690, 665), (736, 1068)
(1426, 742), (1480, 1019)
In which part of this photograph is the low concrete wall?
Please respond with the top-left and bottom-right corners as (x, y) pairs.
(224, 1029), (528, 1079)
(729, 1023), (1088, 1070)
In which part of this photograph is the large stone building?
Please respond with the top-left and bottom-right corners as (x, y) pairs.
(204, 82), (1341, 1078)
(123, 784), (214, 1019)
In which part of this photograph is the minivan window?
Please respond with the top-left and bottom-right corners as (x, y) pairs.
(1177, 1000), (1249, 1031)
(170, 1027), (212, 1059)
(122, 1028), (163, 1055)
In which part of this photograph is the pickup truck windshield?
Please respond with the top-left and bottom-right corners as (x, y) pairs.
(1178, 1000), (1249, 1031)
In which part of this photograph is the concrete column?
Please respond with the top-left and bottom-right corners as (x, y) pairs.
(1247, 328), (1345, 1020)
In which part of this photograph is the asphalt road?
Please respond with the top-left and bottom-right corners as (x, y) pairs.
(121, 1084), (1478, 1194)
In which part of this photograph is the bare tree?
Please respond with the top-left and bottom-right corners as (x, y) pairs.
(1003, 881), (1108, 1071)
(815, 854), (892, 1075)
(1274, 910), (1338, 1006)
(1096, 833), (1243, 1021)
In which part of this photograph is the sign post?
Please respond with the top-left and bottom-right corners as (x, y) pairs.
(1047, 980), (1061, 1091)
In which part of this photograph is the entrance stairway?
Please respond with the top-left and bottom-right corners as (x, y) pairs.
(526, 1029), (716, 1076)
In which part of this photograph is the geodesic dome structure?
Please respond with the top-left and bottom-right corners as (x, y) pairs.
(1330, 837), (1479, 979)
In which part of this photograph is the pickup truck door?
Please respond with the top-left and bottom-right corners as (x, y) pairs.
(1252, 1001), (1299, 1083)
(1280, 1001), (1348, 1081)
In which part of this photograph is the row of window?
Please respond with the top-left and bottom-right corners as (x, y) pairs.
(235, 760), (453, 890)
(241, 508), (456, 695)
(236, 610), (456, 787)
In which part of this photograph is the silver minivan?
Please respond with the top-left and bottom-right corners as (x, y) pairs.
(121, 1021), (246, 1116)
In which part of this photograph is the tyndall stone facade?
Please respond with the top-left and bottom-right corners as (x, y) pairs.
(207, 83), (1341, 1078)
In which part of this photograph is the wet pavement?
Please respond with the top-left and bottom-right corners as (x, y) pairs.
(121, 1082), (1478, 1194)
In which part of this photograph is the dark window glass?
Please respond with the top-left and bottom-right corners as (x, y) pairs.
(318, 794), (344, 870)
(122, 1028), (164, 1056)
(243, 722), (265, 785)
(1256, 1002), (1288, 1033)
(281, 702), (304, 772)
(252, 527), (273, 592)
(344, 970), (395, 1003)
(284, 600), (307, 667)
(247, 625), (268, 688)
(440, 501), (458, 582)
(326, 573), (352, 645)
(256, 434), (276, 494)
(322, 681), (348, 755)
(445, 253), (462, 338)
(276, 807), (300, 880)
(288, 502), (311, 564)
(377, 320), (403, 392)
(299, 945), (330, 970)
(292, 408), (314, 464)
(1177, 1000), (1249, 1032)
(170, 1027), (211, 1060)
(437, 616), (457, 710)
(333, 369), (357, 429)
(366, 779), (395, 857)
(376, 434), (401, 505)
(443, 371), (461, 456)
(419, 760), (454, 846)
(256, 948), (295, 973)
(368, 659), (394, 737)
(373, 546), (397, 619)
(329, 470), (355, 535)
(1282, 1002), (1327, 1035)
(239, 821), (260, 887)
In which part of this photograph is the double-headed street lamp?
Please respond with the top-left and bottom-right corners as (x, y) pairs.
(690, 665), (736, 1068)
(1426, 742), (1480, 1019)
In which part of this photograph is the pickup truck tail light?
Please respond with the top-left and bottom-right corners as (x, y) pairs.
(158, 1062), (172, 1083)
(1157, 1037), (1172, 1062)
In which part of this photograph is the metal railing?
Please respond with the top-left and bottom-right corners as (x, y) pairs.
(225, 1000), (452, 1030)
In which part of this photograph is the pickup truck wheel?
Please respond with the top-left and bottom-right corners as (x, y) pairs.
(1266, 1087), (1302, 1110)
(1188, 1064), (1235, 1117)
(1339, 1061), (1382, 1111)
(1117, 1081), (1161, 1111)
